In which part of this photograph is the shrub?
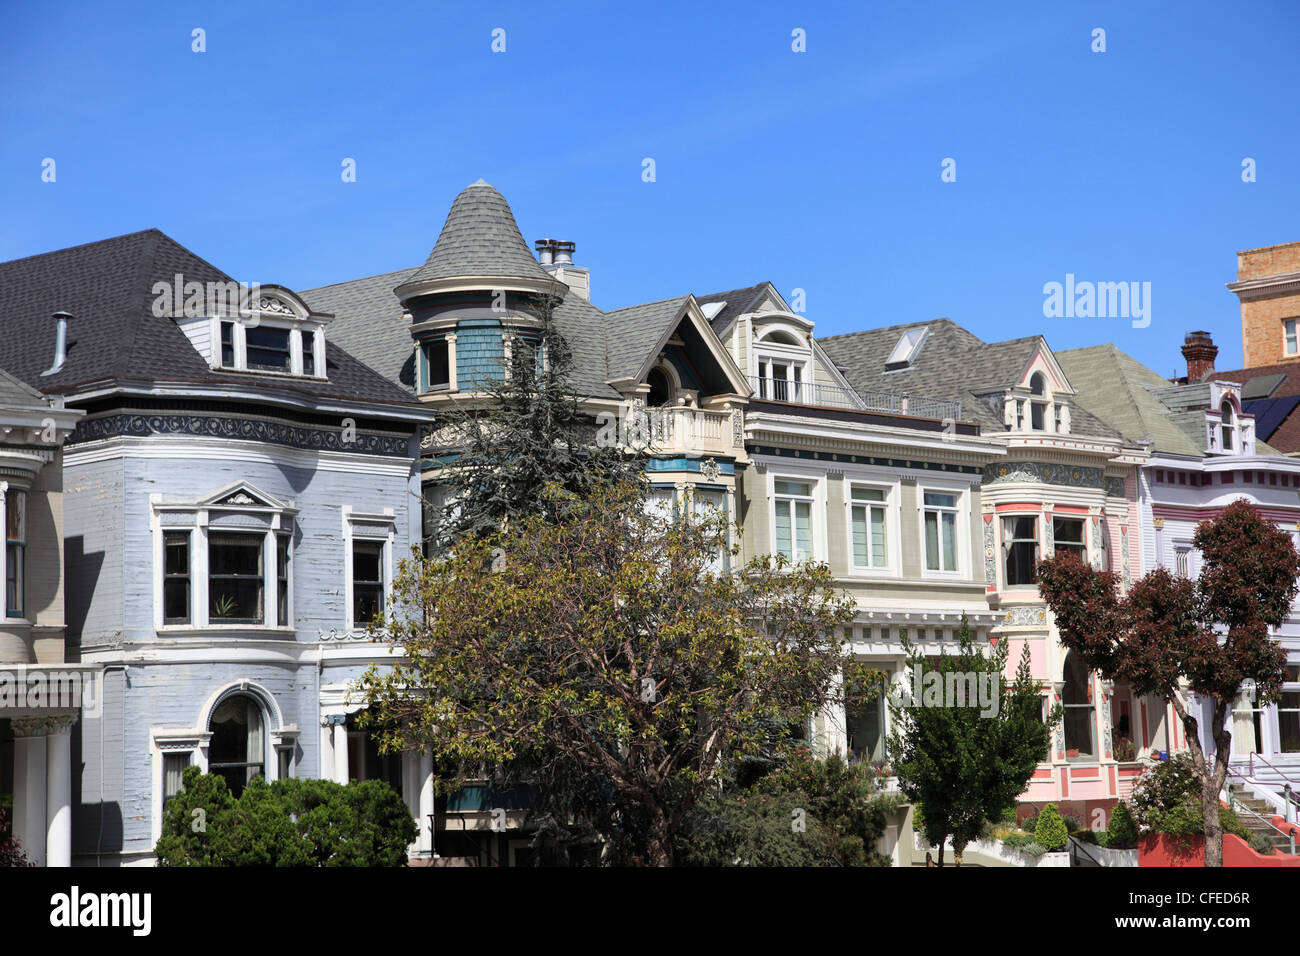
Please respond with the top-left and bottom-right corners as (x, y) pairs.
(1018, 841), (1047, 857)
(1034, 804), (1069, 851)
(1061, 814), (1084, 834)
(1129, 754), (1198, 832)
(1001, 832), (1036, 848)
(1106, 802), (1139, 849)
(156, 767), (417, 867)
(1020, 813), (1037, 833)
(0, 804), (33, 868)
(1072, 828), (1098, 845)
(1247, 831), (1276, 856)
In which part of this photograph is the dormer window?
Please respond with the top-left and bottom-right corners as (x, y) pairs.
(1030, 373), (1047, 430)
(214, 318), (324, 378)
(1220, 399), (1235, 452)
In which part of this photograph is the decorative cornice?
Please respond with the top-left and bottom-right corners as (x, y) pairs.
(69, 413), (410, 457)
(984, 461), (1105, 489)
(1226, 270), (1300, 301)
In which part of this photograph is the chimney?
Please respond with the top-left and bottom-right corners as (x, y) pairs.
(535, 238), (589, 300)
(41, 310), (72, 376)
(1182, 330), (1217, 383)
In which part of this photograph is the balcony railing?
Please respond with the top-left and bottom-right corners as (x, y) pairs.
(747, 375), (962, 421)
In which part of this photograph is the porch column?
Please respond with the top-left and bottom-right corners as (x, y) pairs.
(327, 714), (349, 784)
(418, 750), (434, 854)
(11, 717), (48, 866)
(44, 715), (75, 867)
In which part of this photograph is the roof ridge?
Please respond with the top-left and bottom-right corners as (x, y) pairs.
(0, 228), (164, 270)
(605, 293), (691, 315)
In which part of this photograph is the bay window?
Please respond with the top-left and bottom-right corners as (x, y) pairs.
(5, 489), (24, 618)
(922, 490), (958, 573)
(208, 533), (264, 624)
(420, 338), (452, 391)
(692, 487), (729, 573)
(1279, 664), (1300, 754)
(1062, 652), (1095, 760)
(352, 540), (385, 625)
(849, 485), (889, 570)
(1002, 515), (1038, 586)
(773, 479), (814, 561)
(163, 531), (191, 624)
(1053, 517), (1086, 562)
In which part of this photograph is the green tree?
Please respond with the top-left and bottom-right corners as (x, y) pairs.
(1106, 801), (1138, 849)
(887, 615), (1057, 866)
(358, 481), (870, 866)
(155, 767), (416, 867)
(1035, 803), (1069, 851)
(425, 294), (643, 545)
(1037, 499), (1300, 866)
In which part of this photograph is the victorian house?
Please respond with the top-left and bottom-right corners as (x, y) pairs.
(0, 231), (434, 865)
(822, 321), (1149, 822)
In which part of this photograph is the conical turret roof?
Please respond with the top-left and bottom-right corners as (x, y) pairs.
(397, 180), (557, 295)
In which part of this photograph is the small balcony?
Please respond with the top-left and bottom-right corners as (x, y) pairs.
(747, 375), (962, 421)
(630, 403), (744, 459)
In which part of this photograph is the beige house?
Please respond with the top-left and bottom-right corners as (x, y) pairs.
(0, 363), (85, 865)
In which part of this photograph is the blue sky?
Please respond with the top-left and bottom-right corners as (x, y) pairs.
(2, 0), (1297, 377)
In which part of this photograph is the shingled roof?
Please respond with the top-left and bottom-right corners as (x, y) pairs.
(0, 229), (422, 411)
(400, 180), (556, 287)
(820, 318), (1120, 438)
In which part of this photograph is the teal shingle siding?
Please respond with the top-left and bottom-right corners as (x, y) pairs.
(456, 320), (504, 389)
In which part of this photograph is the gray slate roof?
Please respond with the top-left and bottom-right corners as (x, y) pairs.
(820, 318), (1120, 437)
(0, 229), (422, 411)
(603, 296), (691, 382)
(1056, 344), (1279, 457)
(696, 283), (770, 336)
(402, 181), (556, 287)
(0, 365), (52, 410)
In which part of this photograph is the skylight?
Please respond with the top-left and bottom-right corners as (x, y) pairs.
(885, 327), (928, 370)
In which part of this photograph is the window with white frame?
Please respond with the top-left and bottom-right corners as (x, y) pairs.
(1286, 319), (1298, 357)
(1053, 516), (1086, 562)
(5, 489), (25, 618)
(216, 318), (325, 378)
(691, 486), (729, 573)
(849, 484), (890, 570)
(344, 508), (395, 632)
(1002, 515), (1039, 586)
(419, 337), (452, 392)
(646, 485), (677, 521)
(1220, 400), (1236, 452)
(1279, 664), (1300, 754)
(1174, 545), (1191, 578)
(1062, 651), (1096, 761)
(1029, 373), (1048, 431)
(153, 486), (297, 629)
(208, 694), (266, 797)
(773, 479), (815, 561)
(922, 489), (960, 573)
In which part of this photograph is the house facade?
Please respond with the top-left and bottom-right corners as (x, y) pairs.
(0, 231), (435, 865)
(823, 322), (1150, 820)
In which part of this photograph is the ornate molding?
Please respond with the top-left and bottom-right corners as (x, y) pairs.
(11, 714), (78, 737)
(998, 605), (1048, 627)
(1104, 476), (1126, 498)
(983, 519), (995, 583)
(69, 414), (410, 457)
(984, 461), (1104, 489)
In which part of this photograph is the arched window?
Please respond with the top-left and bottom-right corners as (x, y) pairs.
(1062, 652), (1095, 761)
(1220, 400), (1235, 452)
(1029, 373), (1047, 430)
(647, 367), (672, 407)
(208, 694), (265, 796)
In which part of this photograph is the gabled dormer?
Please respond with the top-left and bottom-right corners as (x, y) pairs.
(979, 340), (1076, 436)
(1206, 383), (1255, 455)
(169, 284), (330, 380)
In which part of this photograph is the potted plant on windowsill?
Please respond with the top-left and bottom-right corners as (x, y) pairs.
(212, 594), (238, 619)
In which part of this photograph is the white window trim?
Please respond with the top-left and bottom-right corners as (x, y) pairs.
(998, 510), (1041, 590)
(1285, 318), (1298, 357)
(213, 315), (327, 379)
(842, 474), (901, 577)
(342, 505), (397, 634)
(151, 488), (298, 632)
(417, 333), (458, 393)
(917, 481), (967, 579)
(768, 469), (825, 563)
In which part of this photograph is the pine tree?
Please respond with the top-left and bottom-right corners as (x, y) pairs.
(887, 615), (1057, 866)
(425, 293), (643, 545)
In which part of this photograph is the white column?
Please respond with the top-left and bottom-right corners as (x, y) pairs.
(11, 717), (47, 866)
(419, 750), (435, 855)
(45, 715), (75, 867)
(329, 716), (349, 784)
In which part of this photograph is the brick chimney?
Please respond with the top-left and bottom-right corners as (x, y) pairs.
(1182, 330), (1218, 382)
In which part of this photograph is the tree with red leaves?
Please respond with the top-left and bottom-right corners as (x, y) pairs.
(1036, 499), (1300, 867)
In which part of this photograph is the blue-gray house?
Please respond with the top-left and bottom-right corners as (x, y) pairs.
(0, 230), (435, 865)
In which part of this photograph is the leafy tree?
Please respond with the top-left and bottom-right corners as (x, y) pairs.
(0, 804), (32, 867)
(425, 294), (643, 544)
(887, 615), (1056, 866)
(1106, 801), (1138, 849)
(1036, 499), (1300, 866)
(358, 481), (870, 866)
(679, 750), (902, 866)
(1034, 803), (1069, 851)
(155, 766), (416, 866)
(1127, 753), (1251, 844)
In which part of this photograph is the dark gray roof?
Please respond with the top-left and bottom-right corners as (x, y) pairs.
(821, 318), (1120, 437)
(401, 180), (555, 288)
(603, 295), (691, 382)
(0, 229), (423, 412)
(696, 283), (770, 335)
